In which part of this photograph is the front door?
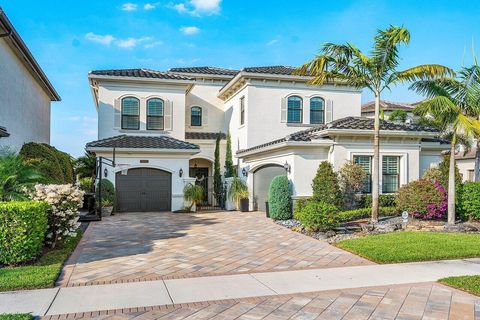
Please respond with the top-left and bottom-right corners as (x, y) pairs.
(189, 167), (209, 205)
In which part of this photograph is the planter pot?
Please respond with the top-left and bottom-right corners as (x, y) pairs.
(240, 198), (249, 212)
(265, 202), (270, 218)
(102, 206), (113, 217)
(82, 193), (95, 210)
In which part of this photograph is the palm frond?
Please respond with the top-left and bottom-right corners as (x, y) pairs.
(393, 65), (455, 84)
(372, 26), (410, 78)
(409, 78), (461, 100)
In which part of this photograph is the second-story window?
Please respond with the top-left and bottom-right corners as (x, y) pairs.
(310, 97), (325, 124)
(287, 96), (302, 123)
(121, 97), (140, 130)
(147, 98), (164, 130)
(240, 96), (245, 125)
(191, 106), (202, 126)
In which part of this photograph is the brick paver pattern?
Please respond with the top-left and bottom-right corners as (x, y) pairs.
(62, 211), (371, 286)
(43, 283), (480, 320)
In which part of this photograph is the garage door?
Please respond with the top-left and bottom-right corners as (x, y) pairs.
(253, 165), (285, 211)
(116, 168), (172, 212)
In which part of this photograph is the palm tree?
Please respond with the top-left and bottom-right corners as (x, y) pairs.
(74, 152), (97, 179)
(411, 65), (480, 224)
(295, 26), (453, 222)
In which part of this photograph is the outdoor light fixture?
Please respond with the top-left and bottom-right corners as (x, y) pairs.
(242, 168), (248, 177)
(179, 168), (183, 177)
(283, 161), (291, 173)
(103, 168), (108, 177)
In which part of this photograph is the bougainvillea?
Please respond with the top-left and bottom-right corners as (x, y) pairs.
(32, 184), (83, 248)
(396, 179), (447, 220)
(420, 181), (448, 220)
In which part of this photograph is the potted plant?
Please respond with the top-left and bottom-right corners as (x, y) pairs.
(228, 177), (249, 212)
(97, 179), (115, 216)
(183, 183), (204, 212)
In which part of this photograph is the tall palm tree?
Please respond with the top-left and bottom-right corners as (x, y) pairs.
(295, 26), (453, 222)
(411, 65), (480, 224)
(74, 152), (97, 179)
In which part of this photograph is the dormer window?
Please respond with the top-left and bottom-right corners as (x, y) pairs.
(147, 98), (164, 130)
(191, 106), (202, 126)
(287, 96), (302, 123)
(121, 97), (140, 130)
(310, 97), (325, 124)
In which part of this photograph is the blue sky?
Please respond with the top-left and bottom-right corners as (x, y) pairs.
(2, 0), (480, 156)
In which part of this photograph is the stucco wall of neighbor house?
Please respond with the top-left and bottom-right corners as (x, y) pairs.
(95, 151), (191, 211)
(185, 82), (226, 133)
(457, 158), (475, 182)
(0, 38), (51, 151)
(96, 82), (188, 141)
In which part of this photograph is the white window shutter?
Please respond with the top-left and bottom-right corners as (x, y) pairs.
(164, 100), (173, 131)
(281, 97), (287, 123)
(113, 98), (121, 129)
(326, 100), (333, 123)
(202, 107), (208, 126)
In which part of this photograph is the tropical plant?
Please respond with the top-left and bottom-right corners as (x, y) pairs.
(228, 177), (248, 210)
(79, 177), (94, 193)
(396, 179), (447, 220)
(295, 26), (453, 222)
(183, 183), (204, 211)
(388, 109), (408, 122)
(459, 181), (480, 221)
(411, 65), (480, 224)
(294, 201), (338, 231)
(224, 131), (235, 178)
(268, 175), (292, 220)
(213, 133), (223, 205)
(339, 161), (366, 210)
(74, 152), (97, 179)
(97, 179), (115, 207)
(0, 149), (43, 201)
(312, 161), (342, 208)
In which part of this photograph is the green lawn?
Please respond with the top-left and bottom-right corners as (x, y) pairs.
(0, 314), (33, 320)
(439, 275), (480, 296)
(0, 233), (82, 291)
(336, 232), (480, 263)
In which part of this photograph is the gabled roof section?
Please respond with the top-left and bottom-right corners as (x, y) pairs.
(86, 135), (199, 150)
(89, 68), (194, 81)
(0, 7), (60, 101)
(361, 100), (417, 113)
(0, 126), (9, 138)
(237, 117), (441, 155)
(169, 66), (239, 76)
(185, 132), (226, 140)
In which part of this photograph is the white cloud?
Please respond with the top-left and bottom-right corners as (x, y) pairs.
(116, 36), (152, 48)
(121, 3), (138, 11)
(144, 40), (163, 48)
(173, 3), (187, 13)
(144, 3), (156, 10)
(171, 0), (221, 16)
(266, 37), (280, 46)
(180, 26), (200, 35)
(85, 32), (115, 45)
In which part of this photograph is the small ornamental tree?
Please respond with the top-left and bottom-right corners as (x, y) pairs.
(224, 132), (235, 178)
(268, 175), (292, 220)
(339, 161), (366, 210)
(213, 133), (223, 204)
(396, 179), (447, 220)
(312, 161), (342, 208)
(459, 182), (480, 221)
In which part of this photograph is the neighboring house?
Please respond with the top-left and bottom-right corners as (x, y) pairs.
(0, 8), (60, 151)
(86, 66), (448, 212)
(456, 147), (477, 182)
(361, 100), (416, 123)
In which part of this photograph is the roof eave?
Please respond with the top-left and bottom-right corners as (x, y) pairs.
(88, 73), (195, 86)
(321, 128), (440, 138)
(237, 140), (333, 158)
(169, 71), (235, 80)
(86, 146), (201, 154)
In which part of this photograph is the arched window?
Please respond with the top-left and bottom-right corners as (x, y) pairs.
(147, 98), (164, 130)
(310, 97), (325, 124)
(121, 97), (140, 130)
(287, 96), (302, 123)
(191, 106), (202, 126)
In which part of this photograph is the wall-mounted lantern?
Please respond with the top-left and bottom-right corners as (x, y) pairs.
(179, 168), (183, 177)
(103, 168), (108, 177)
(242, 168), (248, 177)
(283, 161), (291, 173)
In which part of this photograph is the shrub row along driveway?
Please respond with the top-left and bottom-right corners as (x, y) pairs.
(60, 211), (371, 286)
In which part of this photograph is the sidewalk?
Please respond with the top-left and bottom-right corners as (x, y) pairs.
(2, 258), (480, 317)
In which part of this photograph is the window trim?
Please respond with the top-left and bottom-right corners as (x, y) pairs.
(310, 96), (325, 124)
(240, 96), (245, 126)
(191, 106), (202, 127)
(382, 155), (400, 193)
(146, 98), (164, 131)
(287, 95), (303, 124)
(121, 96), (140, 130)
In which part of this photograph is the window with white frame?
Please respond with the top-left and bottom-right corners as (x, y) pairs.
(121, 97), (140, 130)
(310, 97), (325, 124)
(191, 106), (202, 126)
(382, 156), (400, 193)
(353, 155), (372, 193)
(146, 98), (164, 130)
(287, 96), (303, 123)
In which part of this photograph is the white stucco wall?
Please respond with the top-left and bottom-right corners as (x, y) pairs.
(185, 82), (226, 133)
(457, 158), (475, 182)
(0, 38), (51, 151)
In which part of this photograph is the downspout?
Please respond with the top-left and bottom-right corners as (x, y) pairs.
(328, 139), (335, 166)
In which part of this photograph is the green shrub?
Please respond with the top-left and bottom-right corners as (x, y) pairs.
(336, 207), (400, 223)
(339, 161), (366, 210)
(312, 161), (342, 208)
(294, 197), (312, 213)
(0, 201), (49, 265)
(459, 182), (480, 221)
(0, 314), (33, 320)
(79, 177), (94, 193)
(97, 179), (115, 207)
(268, 175), (292, 220)
(388, 109), (408, 122)
(294, 201), (338, 231)
(360, 194), (397, 208)
(396, 179), (447, 220)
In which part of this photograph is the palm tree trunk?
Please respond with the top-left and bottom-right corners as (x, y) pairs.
(371, 92), (380, 223)
(447, 139), (456, 224)
(475, 139), (480, 182)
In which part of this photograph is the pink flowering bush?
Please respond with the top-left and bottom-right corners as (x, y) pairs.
(396, 179), (447, 220)
(33, 184), (84, 248)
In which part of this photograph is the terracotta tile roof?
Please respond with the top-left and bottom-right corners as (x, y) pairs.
(185, 132), (226, 140)
(237, 117), (440, 155)
(0, 126), (9, 137)
(456, 147), (477, 160)
(86, 135), (199, 150)
(361, 100), (417, 113)
(242, 65), (301, 75)
(89, 69), (194, 81)
(169, 67), (239, 76)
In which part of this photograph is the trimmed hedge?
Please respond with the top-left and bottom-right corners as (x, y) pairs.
(294, 201), (338, 231)
(312, 161), (342, 208)
(268, 175), (292, 220)
(0, 201), (49, 265)
(360, 194), (397, 208)
(336, 207), (400, 223)
(459, 182), (480, 221)
(98, 179), (115, 207)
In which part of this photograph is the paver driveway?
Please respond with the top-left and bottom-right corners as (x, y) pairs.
(61, 211), (371, 286)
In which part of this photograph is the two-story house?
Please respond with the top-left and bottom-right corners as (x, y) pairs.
(86, 66), (448, 212)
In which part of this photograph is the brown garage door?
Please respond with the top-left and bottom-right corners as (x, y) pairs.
(116, 168), (171, 212)
(253, 165), (285, 211)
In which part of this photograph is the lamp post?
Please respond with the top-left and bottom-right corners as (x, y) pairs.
(94, 147), (116, 221)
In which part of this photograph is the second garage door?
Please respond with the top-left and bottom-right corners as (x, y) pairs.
(116, 168), (172, 212)
(253, 165), (286, 211)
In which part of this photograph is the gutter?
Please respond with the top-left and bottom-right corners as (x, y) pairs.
(86, 146), (201, 154)
(237, 140), (333, 158)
